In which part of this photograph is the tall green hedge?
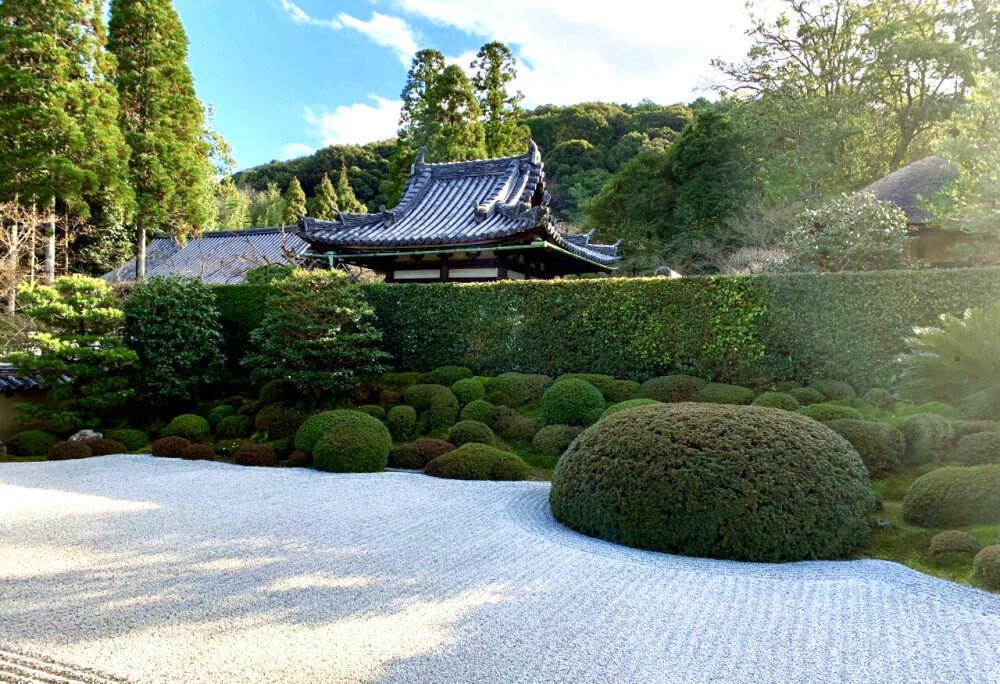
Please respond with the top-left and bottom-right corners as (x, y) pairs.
(210, 284), (272, 367)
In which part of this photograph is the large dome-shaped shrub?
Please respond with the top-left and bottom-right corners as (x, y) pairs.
(48, 441), (92, 461)
(558, 374), (638, 403)
(902, 465), (1000, 527)
(540, 379), (605, 426)
(152, 436), (190, 458)
(824, 419), (904, 479)
(208, 404), (236, 429)
(549, 403), (876, 562)
(237, 443), (278, 467)
(8, 430), (59, 458)
(954, 432), (1000, 465)
(82, 438), (127, 456)
(929, 530), (980, 557)
(694, 383), (755, 405)
(446, 420), (494, 447)
(164, 414), (210, 440)
(451, 378), (485, 406)
(105, 429), (149, 452)
(485, 373), (553, 407)
(900, 413), (954, 466)
(636, 375), (704, 403)
(386, 405), (417, 442)
(311, 410), (392, 473)
(388, 439), (455, 469)
(460, 399), (495, 425)
(424, 443), (529, 481)
(403, 384), (460, 431)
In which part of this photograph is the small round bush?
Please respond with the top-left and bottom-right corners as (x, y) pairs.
(694, 383), (755, 405)
(600, 398), (659, 420)
(48, 441), (92, 461)
(213, 438), (250, 459)
(423, 365), (473, 386)
(788, 387), (826, 406)
(809, 380), (856, 401)
(903, 465), (1000, 527)
(403, 384), (460, 432)
(796, 403), (864, 422)
(254, 405), (305, 440)
(540, 379), (605, 426)
(105, 429), (149, 452)
(752, 392), (800, 411)
(237, 399), (260, 417)
(8, 430), (59, 458)
(388, 439), (455, 469)
(356, 404), (386, 420)
(531, 425), (584, 458)
(208, 404), (236, 429)
(217, 415), (254, 439)
(451, 378), (485, 406)
(164, 414), (210, 440)
(491, 406), (543, 442)
(270, 439), (295, 460)
(916, 401), (966, 420)
(824, 419), (904, 479)
(238, 443), (278, 467)
(181, 444), (215, 461)
(557, 374), (638, 403)
(959, 390), (999, 420)
(929, 530), (980, 557)
(311, 410), (392, 473)
(287, 450), (312, 468)
(386, 405), (417, 442)
(152, 436), (191, 459)
(636, 375), (704, 403)
(863, 388), (893, 409)
(955, 432), (1000, 465)
(973, 545), (1000, 590)
(82, 438), (127, 456)
(447, 420), (495, 447)
(900, 413), (954, 466)
(952, 420), (999, 442)
(460, 399), (495, 424)
(424, 443), (529, 481)
(486, 372), (553, 407)
(550, 403), (876, 562)
(258, 379), (297, 406)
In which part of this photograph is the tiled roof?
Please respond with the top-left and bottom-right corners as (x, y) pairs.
(861, 156), (958, 225)
(103, 227), (309, 284)
(297, 141), (620, 268)
(0, 363), (47, 394)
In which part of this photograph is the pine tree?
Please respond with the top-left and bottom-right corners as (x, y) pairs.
(0, 0), (133, 283)
(335, 166), (368, 214)
(109, 0), (213, 280)
(471, 42), (529, 157)
(427, 65), (487, 163)
(282, 177), (307, 225)
(308, 173), (339, 220)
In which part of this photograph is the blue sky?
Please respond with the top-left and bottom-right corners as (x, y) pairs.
(173, 0), (755, 172)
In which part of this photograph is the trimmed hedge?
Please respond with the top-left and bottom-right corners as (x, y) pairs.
(207, 405), (236, 429)
(788, 387), (825, 406)
(929, 531), (980, 556)
(310, 410), (392, 473)
(105, 429), (149, 452)
(386, 405), (417, 442)
(460, 399), (496, 425)
(955, 432), (1000, 465)
(403, 384), (460, 432)
(164, 414), (210, 440)
(540, 379), (605, 426)
(532, 424), (584, 458)
(824, 419), (904, 479)
(636, 375), (704, 403)
(388, 439), (455, 469)
(258, 379), (297, 406)
(423, 366), (473, 385)
(485, 373), (553, 407)
(808, 381), (856, 401)
(217, 415), (254, 439)
(974, 545), (1000, 590)
(900, 413), (954, 466)
(211, 284), (273, 367)
(8, 430), (59, 458)
(48, 441), (92, 461)
(600, 398), (659, 420)
(446, 420), (495, 447)
(796, 403), (864, 422)
(254, 405), (304, 440)
(491, 406), (543, 442)
(695, 383), (754, 405)
(752, 392), (800, 411)
(451, 378), (485, 406)
(424, 443), (529, 481)
(549, 403), (876, 562)
(558, 374), (638, 403)
(903, 465), (1000, 527)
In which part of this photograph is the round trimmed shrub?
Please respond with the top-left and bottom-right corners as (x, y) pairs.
(152, 436), (191, 459)
(973, 545), (1000, 590)
(181, 444), (215, 461)
(446, 420), (495, 447)
(557, 374), (638, 403)
(388, 439), (455, 469)
(955, 432), (1000, 465)
(636, 375), (704, 403)
(238, 443), (277, 467)
(540, 379), (605, 426)
(788, 387), (825, 406)
(929, 530), (980, 557)
(237, 399), (260, 417)
(959, 390), (999, 420)
(752, 392), (800, 411)
(903, 465), (1000, 527)
(8, 430), (59, 458)
(953, 420), (999, 442)
(900, 413), (954, 466)
(451, 378), (485, 406)
(311, 410), (392, 473)
(386, 405), (417, 442)
(258, 379), (297, 406)
(164, 414), (210, 440)
(460, 399), (495, 424)
(424, 443), (529, 481)
(82, 438), (127, 456)
(356, 404), (386, 420)
(550, 403), (876, 562)
(809, 380), (856, 401)
(254, 405), (305, 440)
(531, 425), (583, 458)
(105, 429), (149, 452)
(403, 384), (460, 432)
(217, 415), (254, 439)
(694, 383), (755, 405)
(796, 403), (864, 422)
(863, 388), (893, 410)
(287, 450), (312, 468)
(213, 438), (250, 459)
(916, 401), (966, 420)
(208, 404), (236, 430)
(48, 441), (92, 461)
(600, 398), (659, 420)
(491, 406), (543, 442)
(423, 365), (473, 386)
(270, 439), (295, 460)
(824, 420), (904, 479)
(486, 372), (553, 407)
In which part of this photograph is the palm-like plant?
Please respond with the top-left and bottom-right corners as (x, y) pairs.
(895, 305), (1000, 403)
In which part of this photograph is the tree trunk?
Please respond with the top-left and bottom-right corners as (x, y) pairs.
(44, 198), (55, 284)
(5, 217), (17, 313)
(135, 225), (146, 281)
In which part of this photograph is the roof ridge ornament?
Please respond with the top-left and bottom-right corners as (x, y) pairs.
(379, 204), (397, 227)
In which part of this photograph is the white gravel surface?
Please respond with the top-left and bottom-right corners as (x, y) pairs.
(0, 455), (997, 683)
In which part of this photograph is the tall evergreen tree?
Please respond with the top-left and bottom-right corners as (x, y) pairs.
(427, 65), (487, 163)
(282, 176), (307, 225)
(109, 0), (213, 279)
(335, 166), (367, 214)
(0, 0), (132, 283)
(471, 42), (529, 157)
(308, 173), (339, 220)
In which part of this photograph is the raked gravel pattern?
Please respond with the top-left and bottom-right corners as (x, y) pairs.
(0, 455), (997, 683)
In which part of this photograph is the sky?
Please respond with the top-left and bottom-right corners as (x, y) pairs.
(172, 0), (757, 172)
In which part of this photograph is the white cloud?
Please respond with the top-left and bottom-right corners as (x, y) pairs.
(278, 2), (419, 64)
(283, 142), (315, 159)
(277, 0), (340, 29)
(304, 96), (402, 147)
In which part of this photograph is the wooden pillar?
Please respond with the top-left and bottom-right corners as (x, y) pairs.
(498, 265), (508, 280)
(441, 263), (450, 283)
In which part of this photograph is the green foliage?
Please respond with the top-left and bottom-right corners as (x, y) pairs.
(952, 419), (999, 442)
(915, 401), (966, 420)
(123, 276), (225, 403)
(210, 284), (273, 365)
(788, 387), (826, 406)
(600, 399), (660, 420)
(254, 405), (304, 440)
(973, 545), (1000, 590)
(423, 366), (473, 385)
(269, 439), (295, 460)
(809, 380), (857, 401)
(334, 165), (367, 214)
(424, 443), (529, 481)
(824, 419), (904, 479)
(208, 405), (236, 429)
(308, 173), (338, 219)
(105, 429), (148, 451)
(540, 379), (605, 426)
(310, 410), (392, 473)
(386, 405), (417, 442)
(446, 420), (495, 447)
(293, 411), (338, 453)
(485, 373), (553, 407)
(6, 276), (137, 429)
(258, 379), (296, 407)
(281, 176), (307, 226)
(903, 465), (1000, 527)
(404, 384), (460, 432)
(900, 413), (955, 466)
(470, 42), (529, 158)
(694, 383), (755, 405)
(796, 403), (864, 422)
(752, 392), (800, 411)
(238, 443), (277, 467)
(550, 403), (875, 562)
(244, 265), (295, 285)
(356, 405), (385, 420)
(244, 270), (389, 398)
(163, 414), (210, 440)
(491, 406), (543, 442)
(213, 438), (249, 459)
(152, 436), (189, 458)
(637, 375), (705, 402)
(217, 415), (253, 439)
(48, 441), (92, 461)
(8, 430), (59, 458)
(460, 399), (496, 425)
(531, 424), (584, 458)
(451, 378), (485, 406)
(388, 438), (454, 469)
(929, 530), (980, 556)
(958, 391), (1000, 420)
(955, 432), (1000, 466)
(557, 373), (638, 403)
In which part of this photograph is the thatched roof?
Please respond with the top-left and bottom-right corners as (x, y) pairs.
(861, 156), (958, 225)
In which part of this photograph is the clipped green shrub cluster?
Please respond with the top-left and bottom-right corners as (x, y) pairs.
(213, 438), (250, 459)
(294, 411), (339, 453)
(809, 380), (856, 401)
(491, 407), (543, 442)
(695, 383), (755, 405)
(446, 420), (494, 447)
(386, 405), (417, 442)
(207, 405), (236, 429)
(424, 443), (529, 481)
(900, 413), (954, 466)
(485, 373), (553, 407)
(269, 439), (295, 460)
(105, 429), (149, 452)
(48, 441), (92, 461)
(959, 391), (999, 420)
(181, 444), (216, 461)
(388, 439), (455, 469)
(952, 420), (998, 441)
(356, 405), (386, 420)
(152, 436), (190, 458)
(558, 374), (638, 403)
(310, 410), (392, 473)
(600, 399), (659, 420)
(164, 414), (210, 440)
(752, 392), (800, 411)
(864, 388), (893, 409)
(903, 465), (1000, 527)
(796, 403), (864, 422)
(404, 384), (460, 432)
(929, 531), (980, 557)
(955, 432), (1000, 465)
(974, 545), (1000, 590)
(549, 403), (876, 562)
(637, 375), (704, 402)
(217, 415), (254, 439)
(258, 379), (297, 406)
(210, 284), (273, 366)
(8, 430), (59, 458)
(423, 366), (473, 385)
(451, 378), (485, 406)
(83, 438), (126, 456)
(788, 387), (825, 406)
(254, 405), (305, 440)
(531, 425), (584, 458)
(237, 400), (260, 416)
(824, 420), (904, 479)
(238, 443), (278, 467)
(540, 379), (605, 426)
(460, 399), (495, 424)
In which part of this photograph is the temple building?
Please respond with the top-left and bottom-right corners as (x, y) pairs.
(296, 141), (621, 281)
